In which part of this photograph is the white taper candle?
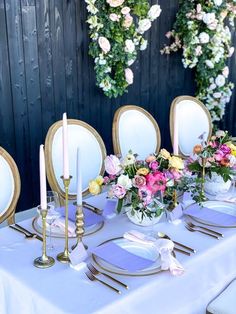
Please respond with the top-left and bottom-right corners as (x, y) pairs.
(62, 112), (69, 179)
(39, 145), (47, 210)
(76, 148), (82, 206)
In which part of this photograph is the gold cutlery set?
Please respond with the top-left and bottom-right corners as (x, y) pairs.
(184, 221), (224, 239)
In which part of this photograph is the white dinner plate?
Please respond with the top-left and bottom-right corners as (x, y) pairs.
(185, 200), (236, 228)
(32, 216), (104, 238)
(92, 237), (162, 276)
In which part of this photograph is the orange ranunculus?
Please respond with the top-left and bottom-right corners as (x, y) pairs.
(220, 158), (230, 167)
(193, 144), (202, 154)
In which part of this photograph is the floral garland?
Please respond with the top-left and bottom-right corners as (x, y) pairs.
(85, 0), (161, 98)
(161, 0), (236, 122)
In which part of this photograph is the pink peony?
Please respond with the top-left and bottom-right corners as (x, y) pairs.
(149, 161), (159, 171)
(133, 175), (146, 188)
(123, 14), (133, 28)
(121, 6), (130, 15)
(106, 0), (124, 7)
(125, 68), (133, 85)
(219, 144), (231, 155)
(104, 155), (121, 175)
(138, 186), (152, 206)
(112, 184), (126, 199)
(146, 171), (167, 193)
(98, 37), (111, 54)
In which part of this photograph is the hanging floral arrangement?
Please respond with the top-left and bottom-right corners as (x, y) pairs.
(85, 0), (161, 98)
(161, 0), (236, 122)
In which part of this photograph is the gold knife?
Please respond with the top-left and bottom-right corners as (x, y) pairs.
(15, 224), (43, 242)
(82, 201), (103, 215)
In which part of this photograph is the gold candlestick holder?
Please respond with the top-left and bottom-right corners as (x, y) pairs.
(57, 175), (72, 263)
(34, 206), (55, 268)
(72, 204), (87, 250)
(173, 189), (178, 208)
(201, 158), (207, 201)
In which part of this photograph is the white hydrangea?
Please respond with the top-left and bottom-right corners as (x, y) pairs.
(199, 32), (210, 44)
(215, 74), (226, 87)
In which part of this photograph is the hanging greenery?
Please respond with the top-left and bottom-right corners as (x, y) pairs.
(161, 0), (236, 122)
(85, 0), (161, 98)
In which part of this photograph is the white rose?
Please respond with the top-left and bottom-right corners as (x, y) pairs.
(195, 45), (202, 56)
(123, 153), (136, 166)
(98, 37), (111, 54)
(125, 39), (135, 53)
(205, 60), (214, 68)
(106, 0), (124, 7)
(209, 83), (216, 90)
(109, 13), (119, 21)
(123, 14), (133, 28)
(213, 0), (222, 5)
(127, 59), (135, 66)
(228, 47), (235, 57)
(203, 13), (216, 25)
(213, 92), (221, 99)
(137, 19), (151, 34)
(222, 66), (229, 78)
(208, 20), (218, 30)
(215, 74), (226, 87)
(215, 130), (226, 137)
(199, 32), (210, 44)
(121, 6), (130, 15)
(117, 174), (132, 189)
(140, 39), (148, 51)
(125, 68), (133, 85)
(148, 5), (162, 21)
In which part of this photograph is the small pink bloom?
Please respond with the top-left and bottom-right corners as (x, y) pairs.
(121, 6), (130, 15)
(109, 174), (117, 180)
(214, 150), (224, 162)
(219, 144), (231, 155)
(146, 171), (167, 193)
(125, 68), (133, 85)
(112, 184), (126, 199)
(123, 14), (133, 28)
(133, 175), (146, 188)
(208, 141), (218, 148)
(103, 176), (110, 184)
(145, 155), (156, 163)
(149, 160), (159, 171)
(98, 37), (111, 54)
(138, 186), (152, 206)
(109, 13), (120, 21)
(105, 155), (121, 175)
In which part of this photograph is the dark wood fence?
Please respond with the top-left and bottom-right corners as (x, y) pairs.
(0, 0), (236, 211)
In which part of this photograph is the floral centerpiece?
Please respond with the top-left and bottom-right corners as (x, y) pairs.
(89, 150), (184, 224)
(85, 0), (161, 98)
(186, 130), (236, 199)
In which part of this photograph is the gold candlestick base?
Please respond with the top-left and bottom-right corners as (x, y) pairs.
(57, 175), (72, 264)
(71, 204), (88, 250)
(34, 206), (55, 269)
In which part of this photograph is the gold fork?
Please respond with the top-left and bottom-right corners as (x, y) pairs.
(186, 221), (224, 238)
(87, 263), (129, 289)
(185, 224), (219, 239)
(85, 271), (121, 294)
(9, 225), (37, 240)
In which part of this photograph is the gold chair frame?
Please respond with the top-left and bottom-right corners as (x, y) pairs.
(169, 96), (212, 157)
(0, 147), (21, 225)
(112, 105), (161, 156)
(45, 119), (106, 202)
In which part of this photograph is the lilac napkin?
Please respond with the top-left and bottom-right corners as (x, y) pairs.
(184, 203), (236, 226)
(56, 204), (104, 227)
(90, 242), (155, 272)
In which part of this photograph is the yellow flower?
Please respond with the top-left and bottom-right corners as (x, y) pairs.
(169, 156), (184, 170)
(226, 142), (236, 156)
(159, 148), (171, 160)
(89, 180), (101, 195)
(136, 167), (149, 176)
(95, 176), (104, 186)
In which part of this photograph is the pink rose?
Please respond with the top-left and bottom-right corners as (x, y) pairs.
(214, 151), (224, 162)
(112, 184), (126, 199)
(138, 186), (152, 206)
(125, 68), (133, 85)
(222, 66), (229, 78)
(145, 155), (156, 163)
(123, 14), (133, 28)
(103, 176), (110, 184)
(109, 13), (120, 22)
(133, 175), (146, 188)
(149, 161), (159, 171)
(106, 0), (124, 7)
(219, 144), (231, 155)
(146, 171), (167, 193)
(121, 6), (130, 15)
(98, 37), (111, 54)
(104, 155), (121, 175)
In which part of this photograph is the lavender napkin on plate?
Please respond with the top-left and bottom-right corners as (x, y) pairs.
(184, 204), (236, 226)
(56, 204), (104, 227)
(90, 242), (155, 272)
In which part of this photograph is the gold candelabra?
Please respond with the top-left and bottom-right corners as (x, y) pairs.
(201, 157), (206, 201)
(34, 206), (55, 268)
(173, 189), (178, 208)
(57, 176), (72, 263)
(72, 204), (87, 250)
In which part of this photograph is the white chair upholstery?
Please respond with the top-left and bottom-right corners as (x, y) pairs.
(207, 278), (236, 314)
(45, 119), (106, 201)
(170, 96), (212, 156)
(0, 147), (21, 225)
(113, 105), (161, 160)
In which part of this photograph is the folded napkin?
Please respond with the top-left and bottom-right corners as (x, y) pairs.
(123, 230), (184, 276)
(52, 217), (76, 236)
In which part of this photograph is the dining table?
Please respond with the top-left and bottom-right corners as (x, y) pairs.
(1, 193), (236, 314)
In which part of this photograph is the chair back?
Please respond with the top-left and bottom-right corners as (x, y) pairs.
(45, 119), (106, 201)
(0, 147), (21, 224)
(113, 105), (161, 160)
(170, 96), (212, 156)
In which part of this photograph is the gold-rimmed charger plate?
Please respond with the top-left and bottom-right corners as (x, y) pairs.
(92, 237), (163, 276)
(185, 200), (236, 228)
(32, 216), (104, 238)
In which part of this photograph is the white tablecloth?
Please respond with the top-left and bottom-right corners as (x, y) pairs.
(1, 194), (236, 314)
